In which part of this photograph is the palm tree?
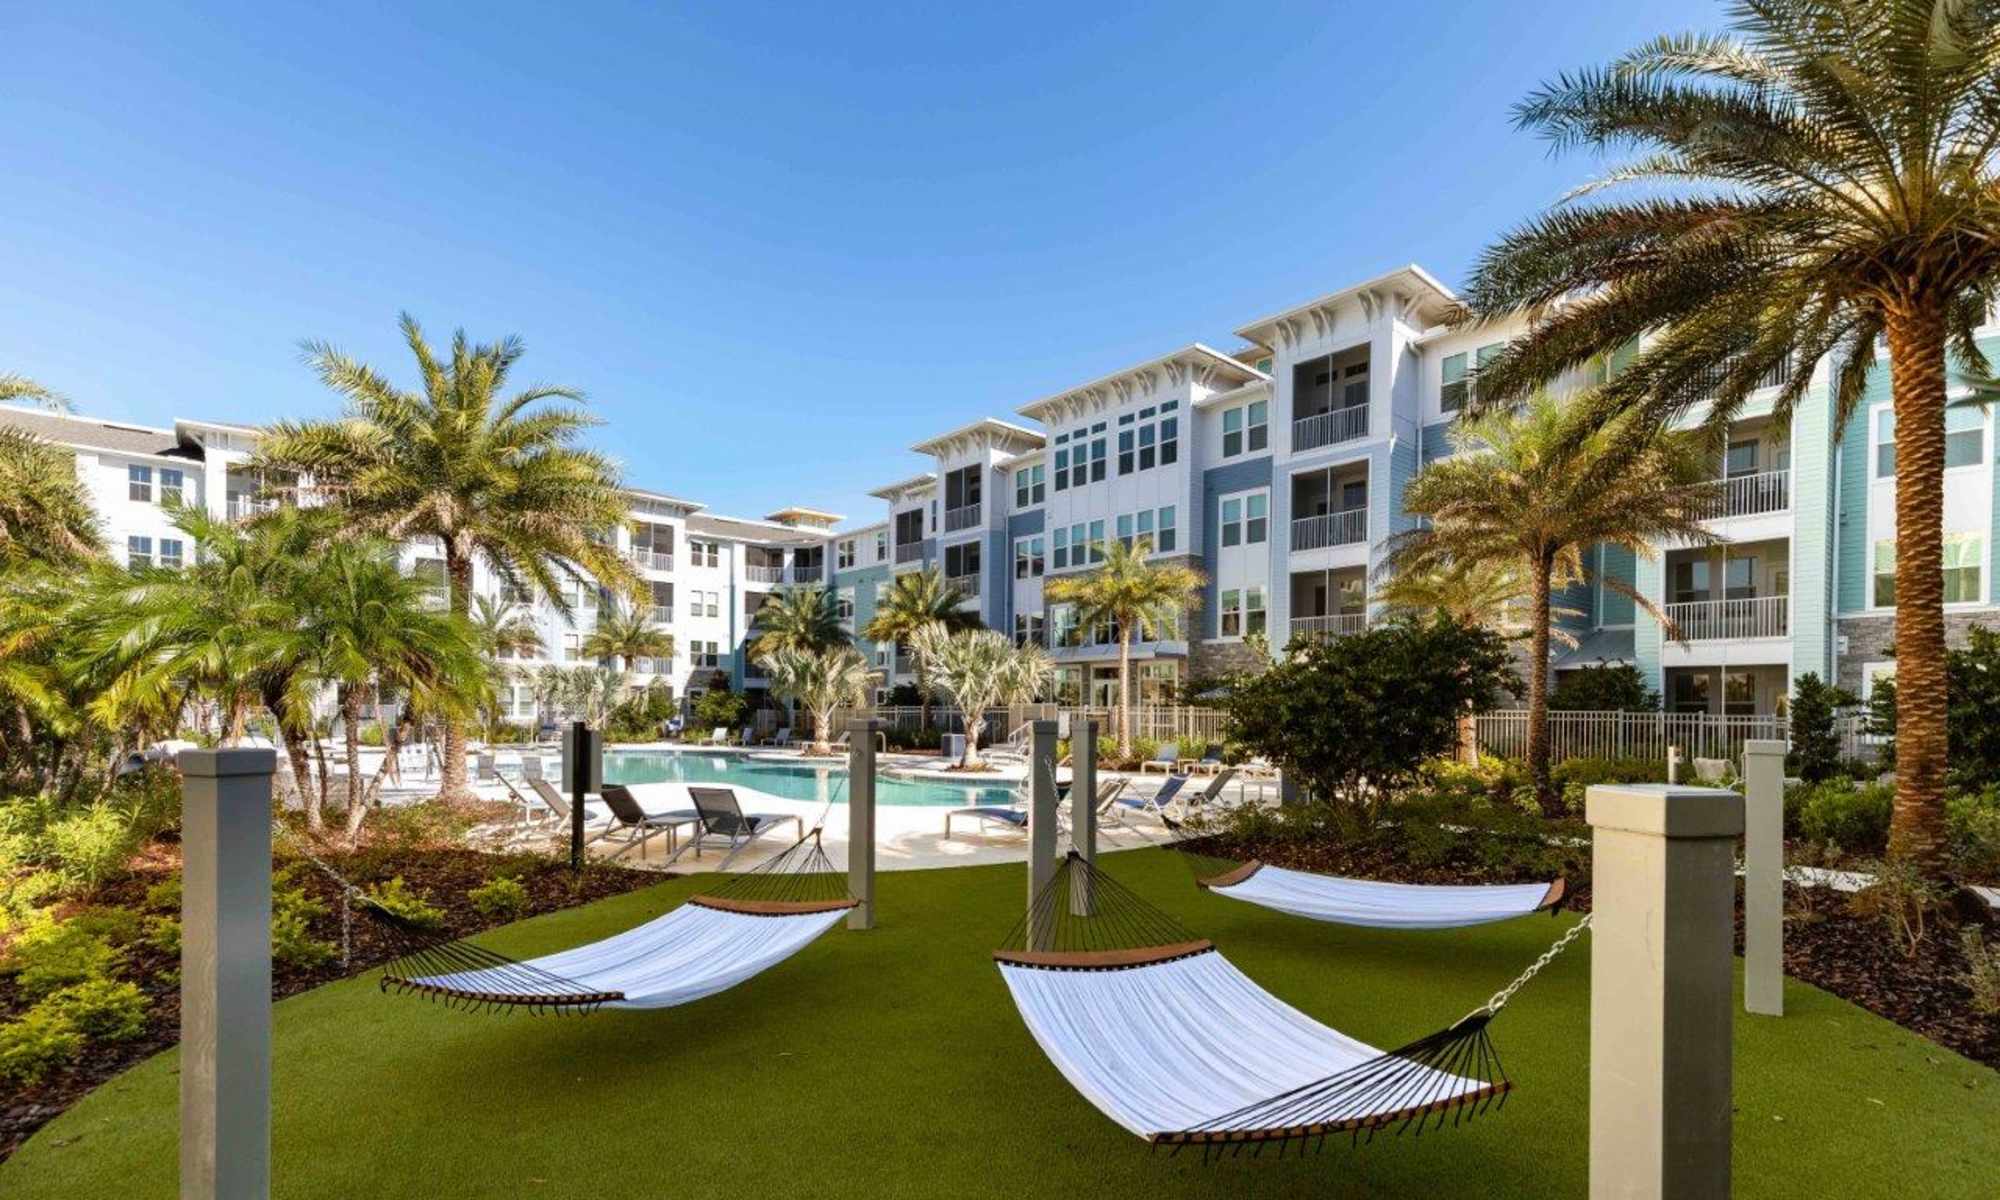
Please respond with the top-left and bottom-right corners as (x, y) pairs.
(862, 567), (981, 731)
(0, 428), (101, 567)
(909, 625), (1052, 769)
(750, 584), (848, 658)
(253, 313), (637, 802)
(0, 373), (68, 412)
(581, 601), (674, 682)
(758, 646), (875, 755)
(467, 594), (544, 740)
(1388, 394), (1717, 813)
(1458, 3), (2000, 862)
(1043, 538), (1204, 759)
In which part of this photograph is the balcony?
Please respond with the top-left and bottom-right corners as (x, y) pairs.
(1694, 469), (1790, 520)
(629, 550), (674, 572)
(944, 502), (982, 533)
(225, 496), (272, 521)
(1292, 404), (1368, 453)
(1291, 509), (1367, 552)
(1664, 595), (1789, 641)
(894, 541), (924, 565)
(648, 605), (672, 625)
(949, 572), (981, 599)
(894, 652), (915, 675)
(1290, 613), (1367, 638)
(744, 565), (785, 585)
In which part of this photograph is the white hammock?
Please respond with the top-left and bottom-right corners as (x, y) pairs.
(997, 942), (1503, 1144)
(392, 897), (851, 1010)
(1199, 861), (1564, 930)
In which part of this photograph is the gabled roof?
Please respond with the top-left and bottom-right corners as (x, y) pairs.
(0, 406), (200, 460)
(908, 417), (1045, 458)
(868, 471), (937, 502)
(1231, 265), (1459, 347)
(1016, 344), (1264, 425)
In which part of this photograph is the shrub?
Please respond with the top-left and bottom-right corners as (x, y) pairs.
(1863, 626), (2000, 785)
(1848, 857), (1950, 957)
(270, 868), (336, 970)
(0, 871), (64, 929)
(1792, 781), (1894, 854)
(364, 876), (445, 931)
(1549, 662), (1660, 713)
(143, 914), (181, 957)
(691, 684), (750, 732)
(1787, 673), (1858, 784)
(0, 1007), (85, 1084)
(142, 873), (182, 912)
(42, 804), (143, 892)
(2, 917), (124, 999)
(362, 800), (476, 854)
(1549, 756), (1669, 814)
(1947, 786), (2000, 880)
(1418, 754), (1528, 809)
(41, 978), (150, 1041)
(64, 905), (145, 946)
(1960, 928), (2000, 1016)
(467, 874), (529, 919)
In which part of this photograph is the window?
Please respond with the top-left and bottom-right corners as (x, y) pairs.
(1135, 509), (1153, 551)
(1090, 424), (1108, 482)
(1944, 533), (1984, 602)
(1137, 422), (1156, 471)
(1947, 406), (1986, 468)
(159, 468), (184, 506)
(1116, 513), (1134, 549)
(944, 465), (981, 515)
(1245, 494), (1268, 544)
(1015, 464), (1045, 508)
(1246, 401), (1267, 453)
(1873, 540), (1896, 607)
(1672, 559), (1711, 603)
(875, 531), (888, 561)
(1671, 671), (1711, 715)
(1053, 434), (1071, 492)
(127, 535), (152, 567)
(894, 509), (924, 550)
(1015, 536), (1045, 579)
(930, 500), (938, 532)
(1117, 428), (1135, 475)
(1013, 613), (1045, 649)
(1220, 589), (1242, 637)
(944, 540), (980, 580)
(1221, 498), (1242, 547)
(128, 465), (152, 503)
(1725, 441), (1758, 478)
(1875, 409), (1896, 478)
(1088, 519), (1105, 563)
(159, 538), (184, 569)
(1223, 407), (1243, 456)
(1245, 586), (1266, 636)
(1156, 506), (1176, 553)
(1441, 352), (1469, 414)
(1052, 527), (1068, 570)
(1069, 522), (1085, 567)
(837, 540), (856, 570)
(688, 540), (720, 568)
(1254, 356), (1272, 373)
(1341, 363), (1368, 410)
(1160, 414), (1179, 465)
(1723, 556), (1755, 600)
(1050, 604), (1080, 648)
(692, 641), (721, 669)
(1724, 670), (1757, 717)
(836, 591), (855, 622)
(564, 634), (582, 662)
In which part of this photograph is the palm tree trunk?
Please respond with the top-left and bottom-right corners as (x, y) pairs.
(1118, 627), (1134, 760)
(341, 689), (365, 827)
(1528, 557), (1556, 815)
(438, 549), (476, 803)
(914, 652), (932, 734)
(1882, 300), (1952, 872)
(963, 716), (983, 770)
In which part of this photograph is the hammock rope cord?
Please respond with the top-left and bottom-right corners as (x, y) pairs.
(996, 852), (1588, 1156)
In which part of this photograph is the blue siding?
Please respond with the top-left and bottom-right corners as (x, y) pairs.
(1007, 509), (1045, 538)
(1420, 419), (1457, 466)
(834, 563), (891, 638)
(1835, 394), (1876, 614)
(1599, 544), (1636, 625)
(985, 530), (1009, 632)
(1201, 457), (1274, 639)
(1387, 435), (1420, 536)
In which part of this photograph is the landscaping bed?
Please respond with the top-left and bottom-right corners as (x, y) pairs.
(0, 842), (662, 1162)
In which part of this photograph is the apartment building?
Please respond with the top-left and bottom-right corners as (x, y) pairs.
(11, 261), (1998, 720)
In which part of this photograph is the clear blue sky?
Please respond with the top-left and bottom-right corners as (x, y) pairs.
(2, 0), (1709, 526)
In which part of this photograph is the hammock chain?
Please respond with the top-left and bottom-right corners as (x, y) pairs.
(1463, 911), (1592, 1024)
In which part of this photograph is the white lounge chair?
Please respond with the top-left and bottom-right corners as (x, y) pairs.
(1108, 773), (1191, 823)
(1138, 743), (1181, 774)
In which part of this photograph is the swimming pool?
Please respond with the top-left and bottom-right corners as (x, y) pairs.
(603, 750), (1022, 808)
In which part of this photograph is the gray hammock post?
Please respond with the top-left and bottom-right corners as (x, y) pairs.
(1069, 718), (1097, 917)
(846, 717), (885, 930)
(1742, 739), (1786, 1017)
(564, 721), (602, 874)
(179, 747), (275, 1200)
(1026, 719), (1060, 951)
(1586, 782), (1743, 1200)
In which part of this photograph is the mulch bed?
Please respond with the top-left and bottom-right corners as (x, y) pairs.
(0, 844), (663, 1162)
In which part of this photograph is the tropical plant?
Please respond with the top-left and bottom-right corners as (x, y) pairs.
(909, 624), (1052, 769)
(252, 313), (637, 801)
(0, 372), (67, 412)
(1457, 2), (2000, 862)
(470, 595), (544, 664)
(1549, 662), (1661, 713)
(862, 568), (980, 732)
(580, 601), (673, 682)
(1043, 537), (1204, 758)
(749, 584), (847, 659)
(757, 646), (875, 755)
(1789, 672), (1859, 784)
(1388, 393), (1716, 813)
(0, 428), (101, 568)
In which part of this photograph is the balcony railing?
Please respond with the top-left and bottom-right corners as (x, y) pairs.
(630, 549), (674, 572)
(1293, 404), (1368, 452)
(949, 572), (981, 599)
(944, 502), (982, 533)
(1290, 612), (1368, 638)
(648, 605), (672, 625)
(894, 541), (924, 564)
(1694, 468), (1790, 520)
(893, 653), (915, 674)
(1290, 508), (1368, 551)
(1664, 595), (1789, 641)
(225, 497), (272, 521)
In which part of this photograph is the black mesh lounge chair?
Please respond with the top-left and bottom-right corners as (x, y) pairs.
(669, 786), (804, 869)
(596, 785), (699, 862)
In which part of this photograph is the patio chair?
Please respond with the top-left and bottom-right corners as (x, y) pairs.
(737, 725), (755, 746)
(706, 727), (728, 746)
(595, 784), (699, 863)
(1183, 746), (1226, 775)
(668, 786), (805, 869)
(1108, 773), (1192, 823)
(1139, 742), (1181, 774)
(943, 780), (1076, 840)
(1056, 778), (1128, 835)
(765, 728), (793, 748)
(1181, 769), (1240, 819)
(528, 777), (610, 829)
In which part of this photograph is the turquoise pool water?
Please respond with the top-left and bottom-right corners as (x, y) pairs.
(603, 750), (1022, 808)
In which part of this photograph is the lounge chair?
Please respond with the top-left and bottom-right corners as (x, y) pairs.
(528, 777), (610, 828)
(668, 786), (805, 869)
(1138, 743), (1181, 774)
(737, 725), (755, 747)
(1181, 769), (1239, 818)
(1108, 773), (1191, 823)
(1057, 778), (1128, 835)
(595, 785), (699, 862)
(943, 781), (1077, 839)
(705, 727), (728, 746)
(765, 728), (793, 748)
(1183, 747), (1226, 775)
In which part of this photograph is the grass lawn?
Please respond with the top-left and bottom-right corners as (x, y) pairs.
(6, 848), (1997, 1199)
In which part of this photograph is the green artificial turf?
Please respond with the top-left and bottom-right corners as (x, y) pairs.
(6, 848), (1996, 1199)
